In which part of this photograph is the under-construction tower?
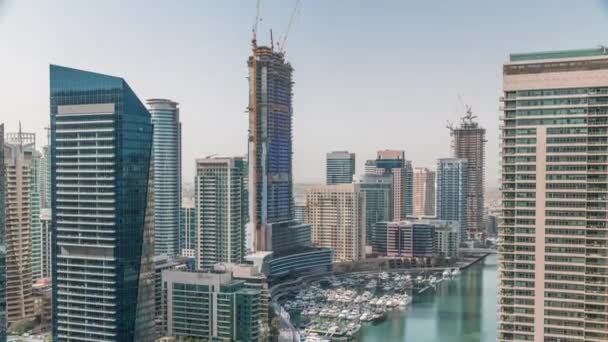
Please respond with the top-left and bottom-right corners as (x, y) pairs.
(248, 40), (296, 252)
(449, 108), (486, 240)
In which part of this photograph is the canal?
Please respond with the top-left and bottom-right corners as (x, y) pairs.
(359, 254), (498, 342)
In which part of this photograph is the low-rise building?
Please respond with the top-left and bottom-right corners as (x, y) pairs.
(161, 269), (261, 341)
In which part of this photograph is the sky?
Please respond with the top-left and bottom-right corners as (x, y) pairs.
(2, 0), (608, 188)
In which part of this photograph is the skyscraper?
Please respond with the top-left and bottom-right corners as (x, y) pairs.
(194, 156), (246, 270)
(449, 109), (485, 240)
(0, 123), (6, 342)
(436, 158), (468, 241)
(248, 45), (296, 252)
(178, 200), (196, 257)
(50, 65), (155, 342)
(30, 148), (42, 281)
(40, 208), (52, 279)
(499, 47), (608, 342)
(373, 150), (414, 220)
(247, 42), (333, 279)
(306, 184), (366, 262)
(355, 174), (392, 247)
(147, 99), (181, 257)
(413, 167), (436, 217)
(3, 130), (35, 324)
(326, 150), (355, 184)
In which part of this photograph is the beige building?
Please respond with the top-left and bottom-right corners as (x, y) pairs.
(3, 132), (35, 324)
(306, 184), (366, 262)
(499, 47), (608, 342)
(413, 167), (435, 217)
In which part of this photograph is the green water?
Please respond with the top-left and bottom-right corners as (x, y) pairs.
(359, 255), (498, 342)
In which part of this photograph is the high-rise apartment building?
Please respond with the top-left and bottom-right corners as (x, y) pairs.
(161, 270), (261, 341)
(40, 145), (51, 209)
(3, 131), (35, 324)
(436, 158), (468, 241)
(499, 47), (608, 342)
(373, 150), (414, 220)
(195, 156), (246, 270)
(413, 167), (436, 217)
(306, 184), (366, 262)
(50, 65), (155, 342)
(326, 150), (355, 184)
(178, 200), (196, 257)
(147, 99), (181, 257)
(355, 174), (392, 246)
(449, 110), (485, 240)
(30, 148), (42, 281)
(0, 123), (5, 342)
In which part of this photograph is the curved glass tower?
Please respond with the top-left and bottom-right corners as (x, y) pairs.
(147, 99), (181, 257)
(50, 65), (155, 342)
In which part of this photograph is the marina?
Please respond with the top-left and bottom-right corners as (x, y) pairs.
(276, 268), (463, 341)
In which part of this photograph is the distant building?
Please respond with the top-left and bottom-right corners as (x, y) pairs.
(436, 158), (468, 241)
(364, 159), (377, 175)
(294, 201), (306, 224)
(485, 210), (498, 238)
(413, 167), (435, 217)
(326, 151), (355, 184)
(161, 270), (261, 341)
(373, 150), (414, 220)
(374, 221), (435, 258)
(449, 109), (485, 240)
(32, 278), (52, 331)
(40, 209), (52, 279)
(355, 174), (392, 246)
(154, 256), (188, 337)
(306, 184), (366, 262)
(3, 130), (35, 324)
(417, 219), (460, 259)
(147, 99), (181, 257)
(195, 156), (247, 270)
(178, 200), (196, 257)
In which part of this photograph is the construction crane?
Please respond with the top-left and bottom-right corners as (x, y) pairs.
(277, 0), (302, 54)
(457, 93), (477, 126)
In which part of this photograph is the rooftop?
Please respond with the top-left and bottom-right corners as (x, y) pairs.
(510, 47), (608, 62)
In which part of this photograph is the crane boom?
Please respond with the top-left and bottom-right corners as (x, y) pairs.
(278, 0), (301, 54)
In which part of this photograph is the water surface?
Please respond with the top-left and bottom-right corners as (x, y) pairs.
(359, 254), (498, 342)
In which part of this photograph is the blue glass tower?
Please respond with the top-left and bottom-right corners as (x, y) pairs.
(50, 65), (155, 341)
(436, 158), (468, 241)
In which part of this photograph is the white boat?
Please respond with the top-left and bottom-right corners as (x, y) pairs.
(452, 268), (461, 276)
(443, 269), (451, 278)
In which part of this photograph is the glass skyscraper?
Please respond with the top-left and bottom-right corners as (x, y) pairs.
(436, 158), (468, 241)
(147, 99), (181, 257)
(326, 150), (356, 184)
(50, 65), (155, 342)
(179, 202), (196, 257)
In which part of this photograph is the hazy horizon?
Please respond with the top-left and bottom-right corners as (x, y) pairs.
(2, 0), (608, 187)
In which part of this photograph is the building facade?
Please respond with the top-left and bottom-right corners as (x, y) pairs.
(416, 219), (460, 259)
(147, 99), (181, 257)
(50, 65), (155, 342)
(195, 157), (246, 270)
(0, 123), (5, 342)
(413, 167), (436, 217)
(449, 110), (486, 240)
(306, 184), (366, 262)
(161, 270), (261, 341)
(373, 150), (414, 220)
(355, 174), (392, 247)
(326, 150), (355, 184)
(178, 201), (196, 257)
(499, 47), (608, 342)
(3, 131), (35, 324)
(40, 209), (52, 279)
(436, 158), (468, 241)
(375, 221), (436, 258)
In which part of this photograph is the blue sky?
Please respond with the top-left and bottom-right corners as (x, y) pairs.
(2, 0), (608, 187)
